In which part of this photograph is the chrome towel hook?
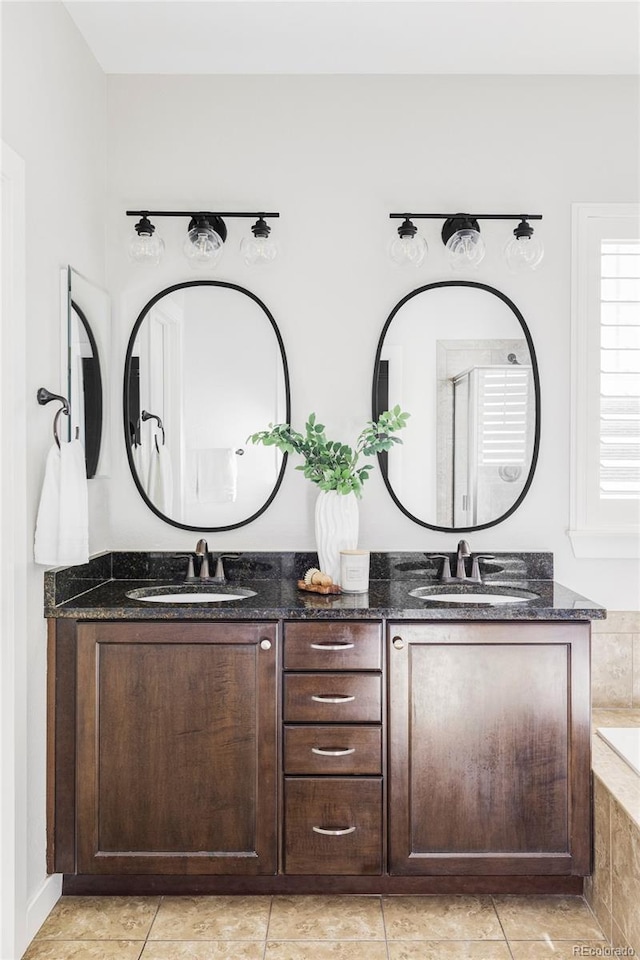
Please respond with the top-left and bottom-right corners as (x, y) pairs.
(141, 409), (165, 446)
(37, 387), (70, 449)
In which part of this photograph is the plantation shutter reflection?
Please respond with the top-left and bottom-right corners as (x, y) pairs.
(478, 367), (531, 466)
(600, 241), (640, 500)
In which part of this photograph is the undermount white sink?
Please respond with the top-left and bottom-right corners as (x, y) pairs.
(126, 585), (257, 604)
(408, 584), (539, 605)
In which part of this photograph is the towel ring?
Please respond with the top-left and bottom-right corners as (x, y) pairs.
(37, 387), (70, 449)
(141, 410), (165, 445)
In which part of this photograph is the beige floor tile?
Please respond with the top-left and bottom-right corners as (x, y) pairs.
(387, 941), (511, 959)
(148, 897), (271, 941)
(22, 941), (143, 960)
(493, 897), (605, 941)
(268, 896), (385, 940)
(141, 942), (265, 959)
(266, 942), (388, 959)
(382, 896), (503, 941)
(35, 898), (160, 941)
(509, 942), (616, 960)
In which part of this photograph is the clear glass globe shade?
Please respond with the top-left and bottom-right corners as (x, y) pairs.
(183, 224), (224, 268)
(240, 235), (279, 266)
(127, 232), (164, 266)
(504, 233), (544, 272)
(389, 232), (428, 267)
(445, 228), (486, 271)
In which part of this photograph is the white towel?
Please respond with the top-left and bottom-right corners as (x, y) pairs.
(148, 442), (173, 514)
(132, 441), (149, 491)
(34, 440), (89, 566)
(195, 448), (238, 503)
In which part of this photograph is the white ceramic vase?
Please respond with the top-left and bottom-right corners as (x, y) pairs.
(314, 489), (359, 585)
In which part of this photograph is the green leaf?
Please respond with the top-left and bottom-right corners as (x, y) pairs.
(247, 407), (409, 497)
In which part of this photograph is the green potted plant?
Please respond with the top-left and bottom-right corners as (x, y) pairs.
(248, 406), (409, 581)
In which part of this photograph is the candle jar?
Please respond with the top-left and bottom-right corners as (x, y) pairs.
(339, 549), (370, 593)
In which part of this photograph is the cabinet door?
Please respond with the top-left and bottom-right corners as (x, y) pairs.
(76, 621), (277, 875)
(388, 622), (591, 876)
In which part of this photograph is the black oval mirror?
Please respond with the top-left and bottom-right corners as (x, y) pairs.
(124, 280), (290, 531)
(373, 280), (540, 532)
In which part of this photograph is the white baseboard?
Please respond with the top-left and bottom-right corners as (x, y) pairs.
(25, 875), (62, 946)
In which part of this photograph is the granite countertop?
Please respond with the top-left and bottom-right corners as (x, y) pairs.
(44, 550), (607, 622)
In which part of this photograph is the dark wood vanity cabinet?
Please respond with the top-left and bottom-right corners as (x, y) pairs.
(54, 620), (278, 876)
(48, 615), (592, 891)
(387, 621), (591, 877)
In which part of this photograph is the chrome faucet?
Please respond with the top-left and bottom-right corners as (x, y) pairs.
(195, 539), (210, 579)
(455, 539), (471, 579)
(428, 541), (494, 583)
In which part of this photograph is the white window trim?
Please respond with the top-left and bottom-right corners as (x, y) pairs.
(569, 202), (640, 558)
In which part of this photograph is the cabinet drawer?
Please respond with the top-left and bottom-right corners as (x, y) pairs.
(283, 673), (381, 722)
(285, 778), (382, 874)
(284, 725), (382, 775)
(284, 622), (381, 671)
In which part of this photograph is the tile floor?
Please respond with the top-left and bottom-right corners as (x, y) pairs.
(22, 894), (610, 960)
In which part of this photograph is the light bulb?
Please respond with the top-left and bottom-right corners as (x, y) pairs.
(127, 216), (164, 265)
(183, 216), (224, 268)
(389, 218), (428, 267)
(241, 235), (279, 265)
(241, 217), (278, 265)
(504, 220), (544, 272)
(445, 227), (485, 271)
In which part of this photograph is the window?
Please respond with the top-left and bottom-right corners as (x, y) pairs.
(570, 203), (640, 558)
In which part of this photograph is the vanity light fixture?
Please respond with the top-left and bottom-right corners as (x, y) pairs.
(127, 215), (165, 266)
(389, 212), (543, 272)
(389, 217), (429, 267)
(183, 215), (226, 269)
(503, 218), (545, 272)
(441, 215), (486, 271)
(240, 216), (279, 266)
(126, 210), (280, 269)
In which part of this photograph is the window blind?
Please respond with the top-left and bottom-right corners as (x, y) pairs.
(600, 241), (640, 500)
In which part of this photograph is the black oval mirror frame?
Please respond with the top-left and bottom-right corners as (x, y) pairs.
(72, 300), (103, 480)
(123, 279), (290, 532)
(372, 280), (541, 533)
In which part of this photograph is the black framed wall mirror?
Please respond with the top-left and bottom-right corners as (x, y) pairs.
(373, 281), (540, 532)
(123, 280), (290, 531)
(62, 267), (110, 479)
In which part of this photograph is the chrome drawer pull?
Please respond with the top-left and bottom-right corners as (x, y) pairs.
(312, 826), (356, 836)
(311, 747), (356, 757)
(310, 641), (355, 651)
(311, 694), (355, 703)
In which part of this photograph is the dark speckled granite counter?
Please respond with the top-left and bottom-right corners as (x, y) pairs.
(44, 551), (606, 622)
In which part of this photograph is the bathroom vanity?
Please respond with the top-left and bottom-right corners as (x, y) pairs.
(45, 551), (604, 896)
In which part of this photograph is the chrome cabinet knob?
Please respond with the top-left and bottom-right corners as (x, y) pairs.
(260, 639), (272, 650)
(392, 636), (405, 650)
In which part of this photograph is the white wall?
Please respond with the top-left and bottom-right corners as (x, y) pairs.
(1, 2), (106, 948)
(107, 74), (639, 610)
